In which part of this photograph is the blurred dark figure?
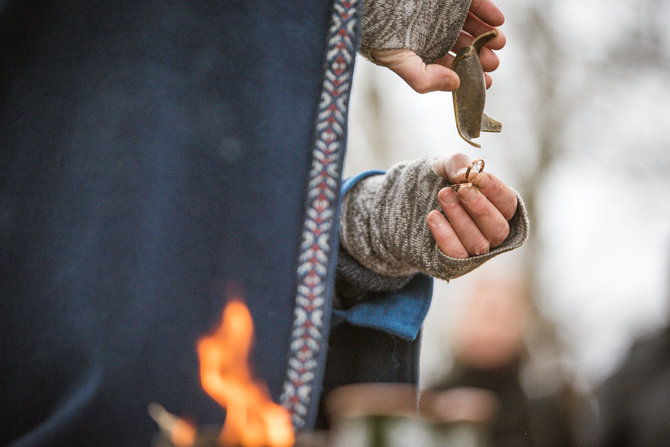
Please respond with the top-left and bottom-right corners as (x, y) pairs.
(585, 324), (670, 447)
(431, 274), (576, 447)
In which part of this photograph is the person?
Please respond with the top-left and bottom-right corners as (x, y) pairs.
(429, 273), (577, 447)
(583, 323), (670, 447)
(0, 0), (527, 445)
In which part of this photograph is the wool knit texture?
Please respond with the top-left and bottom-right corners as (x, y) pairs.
(360, 0), (472, 63)
(339, 158), (529, 284)
(333, 247), (415, 309)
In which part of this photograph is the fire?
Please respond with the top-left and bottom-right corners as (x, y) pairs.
(197, 300), (295, 447)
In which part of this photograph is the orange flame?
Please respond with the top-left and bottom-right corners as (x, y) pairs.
(197, 300), (295, 447)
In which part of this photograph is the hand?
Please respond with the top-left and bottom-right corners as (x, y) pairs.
(427, 154), (518, 258)
(372, 0), (506, 94)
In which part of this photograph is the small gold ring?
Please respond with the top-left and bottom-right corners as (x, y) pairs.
(464, 158), (485, 182)
(449, 182), (473, 191)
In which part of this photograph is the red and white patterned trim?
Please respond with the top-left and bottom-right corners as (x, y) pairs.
(279, 0), (360, 430)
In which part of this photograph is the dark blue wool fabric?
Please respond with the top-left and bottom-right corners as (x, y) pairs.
(0, 0), (427, 445)
(0, 1), (336, 445)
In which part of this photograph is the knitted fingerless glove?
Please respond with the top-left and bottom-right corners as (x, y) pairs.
(360, 0), (472, 63)
(339, 158), (529, 283)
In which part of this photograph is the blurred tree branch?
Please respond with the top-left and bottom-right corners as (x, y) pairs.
(509, 0), (670, 394)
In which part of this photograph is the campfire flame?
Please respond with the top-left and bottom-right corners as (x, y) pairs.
(197, 300), (295, 447)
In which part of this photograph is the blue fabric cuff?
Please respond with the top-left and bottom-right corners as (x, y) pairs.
(335, 171), (433, 340)
(341, 169), (385, 194)
(331, 274), (433, 341)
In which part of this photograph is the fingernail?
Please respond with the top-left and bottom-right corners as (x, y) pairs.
(475, 172), (491, 189)
(438, 187), (457, 206)
(427, 211), (441, 227)
(458, 185), (477, 202)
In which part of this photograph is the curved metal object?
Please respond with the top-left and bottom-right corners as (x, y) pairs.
(449, 158), (485, 191)
(452, 30), (502, 148)
(464, 158), (485, 182)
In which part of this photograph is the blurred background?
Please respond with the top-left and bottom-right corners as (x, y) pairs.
(343, 0), (670, 418)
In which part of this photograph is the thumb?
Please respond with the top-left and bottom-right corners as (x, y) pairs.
(371, 49), (460, 93)
(433, 153), (472, 183)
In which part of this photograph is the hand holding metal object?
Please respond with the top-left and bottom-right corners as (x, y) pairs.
(449, 158), (485, 191)
(452, 30), (502, 148)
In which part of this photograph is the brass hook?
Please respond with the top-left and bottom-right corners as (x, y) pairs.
(451, 30), (502, 148)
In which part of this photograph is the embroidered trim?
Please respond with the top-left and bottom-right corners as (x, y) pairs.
(279, 0), (360, 430)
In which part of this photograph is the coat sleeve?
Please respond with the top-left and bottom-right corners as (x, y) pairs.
(333, 162), (529, 339)
(359, 0), (472, 63)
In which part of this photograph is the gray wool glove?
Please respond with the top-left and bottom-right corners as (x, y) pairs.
(360, 0), (472, 64)
(339, 158), (529, 284)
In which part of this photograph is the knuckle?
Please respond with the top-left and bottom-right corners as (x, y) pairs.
(455, 249), (469, 259)
(441, 244), (469, 259)
(503, 201), (518, 221)
(490, 222), (510, 247)
(469, 238), (490, 256)
(414, 82), (432, 94)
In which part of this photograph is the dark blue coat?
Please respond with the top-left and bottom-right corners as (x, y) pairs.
(0, 1), (424, 445)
